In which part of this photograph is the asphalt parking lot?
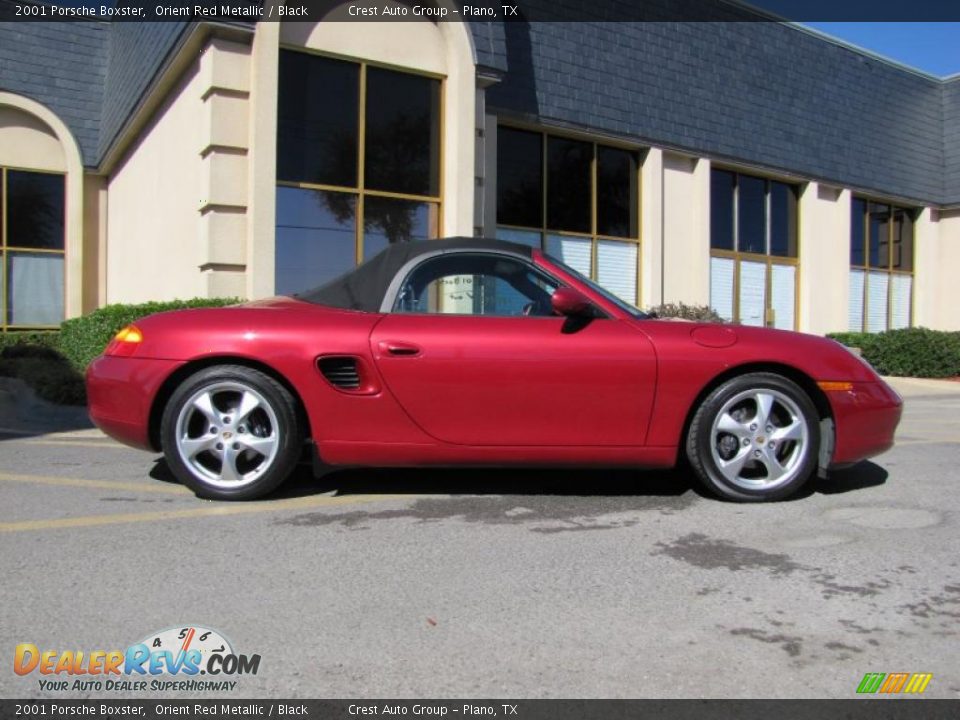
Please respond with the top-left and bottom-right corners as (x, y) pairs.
(1, 378), (959, 699)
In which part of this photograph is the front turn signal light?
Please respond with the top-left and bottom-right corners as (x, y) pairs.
(817, 380), (854, 393)
(105, 324), (143, 357)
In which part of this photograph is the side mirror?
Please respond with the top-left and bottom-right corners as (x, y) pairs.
(551, 287), (593, 317)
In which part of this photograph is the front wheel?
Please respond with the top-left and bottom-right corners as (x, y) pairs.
(160, 365), (303, 500)
(685, 372), (820, 502)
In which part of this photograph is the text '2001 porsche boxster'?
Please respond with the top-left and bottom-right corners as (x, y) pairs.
(86, 237), (902, 502)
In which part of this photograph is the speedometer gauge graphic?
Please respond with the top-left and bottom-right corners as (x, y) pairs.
(138, 626), (233, 670)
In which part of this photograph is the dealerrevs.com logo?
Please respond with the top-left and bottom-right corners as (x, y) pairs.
(14, 626), (261, 693)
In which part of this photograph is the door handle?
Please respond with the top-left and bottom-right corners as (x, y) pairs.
(379, 341), (421, 357)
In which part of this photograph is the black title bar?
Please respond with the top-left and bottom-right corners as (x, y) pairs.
(3, 0), (960, 23)
(2, 700), (960, 720)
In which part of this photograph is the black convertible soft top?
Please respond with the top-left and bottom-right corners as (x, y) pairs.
(294, 237), (534, 312)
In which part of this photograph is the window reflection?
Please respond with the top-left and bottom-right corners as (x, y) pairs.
(365, 67), (440, 196)
(275, 187), (356, 295)
(7, 171), (65, 250)
(547, 137), (591, 233)
(868, 203), (890, 269)
(597, 146), (637, 238)
(494, 126), (640, 306)
(849, 197), (916, 332)
(892, 208), (914, 272)
(708, 169), (799, 329)
(363, 197), (437, 260)
(710, 169), (735, 251)
(275, 52), (442, 290)
(2, 169), (66, 328)
(277, 51), (358, 187)
(850, 197), (866, 266)
(769, 181), (797, 257)
(737, 174), (766, 255)
(497, 127), (542, 229)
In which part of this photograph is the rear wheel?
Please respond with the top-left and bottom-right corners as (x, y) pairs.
(685, 372), (819, 502)
(160, 365), (303, 500)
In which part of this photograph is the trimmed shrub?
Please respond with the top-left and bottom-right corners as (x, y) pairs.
(0, 331), (61, 353)
(0, 343), (86, 406)
(646, 302), (724, 323)
(59, 297), (242, 371)
(825, 332), (880, 355)
(829, 328), (960, 378)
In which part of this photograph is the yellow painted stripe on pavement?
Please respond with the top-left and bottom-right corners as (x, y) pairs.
(20, 440), (125, 449)
(0, 472), (190, 495)
(0, 492), (411, 533)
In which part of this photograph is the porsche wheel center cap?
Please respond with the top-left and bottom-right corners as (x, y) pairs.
(223, 431), (233, 439)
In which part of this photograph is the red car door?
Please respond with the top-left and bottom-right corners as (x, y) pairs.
(369, 314), (657, 447)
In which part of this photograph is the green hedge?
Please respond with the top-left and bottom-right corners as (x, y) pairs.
(59, 298), (242, 371)
(0, 331), (61, 353)
(0, 341), (86, 406)
(828, 328), (960, 378)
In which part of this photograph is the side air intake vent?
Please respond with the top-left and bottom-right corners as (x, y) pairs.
(317, 356), (361, 390)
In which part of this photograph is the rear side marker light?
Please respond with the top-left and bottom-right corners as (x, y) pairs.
(817, 381), (854, 392)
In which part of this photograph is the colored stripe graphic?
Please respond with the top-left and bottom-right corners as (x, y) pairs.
(857, 672), (932, 694)
(880, 673), (909, 693)
(857, 673), (885, 693)
(904, 674), (933, 694)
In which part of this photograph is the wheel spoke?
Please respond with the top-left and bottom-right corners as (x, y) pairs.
(238, 434), (277, 458)
(219, 446), (242, 482)
(716, 412), (750, 440)
(754, 392), (775, 427)
(192, 392), (220, 427)
(758, 445), (788, 481)
(180, 435), (216, 459)
(771, 419), (804, 443)
(235, 391), (262, 426)
(717, 447), (751, 482)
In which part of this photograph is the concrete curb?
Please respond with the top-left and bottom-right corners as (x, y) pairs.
(883, 376), (960, 398)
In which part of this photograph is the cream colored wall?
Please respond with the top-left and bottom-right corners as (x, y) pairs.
(0, 106), (66, 172)
(661, 152), (709, 307)
(82, 173), (107, 313)
(0, 93), (84, 319)
(913, 207), (938, 329)
(798, 184), (850, 335)
(106, 38), (252, 304)
(106, 64), (205, 303)
(639, 147), (663, 308)
(921, 209), (960, 331)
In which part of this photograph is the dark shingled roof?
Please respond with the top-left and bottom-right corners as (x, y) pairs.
(0, 17), (108, 166)
(486, 4), (954, 204)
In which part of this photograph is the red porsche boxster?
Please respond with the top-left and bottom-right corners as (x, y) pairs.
(86, 237), (902, 502)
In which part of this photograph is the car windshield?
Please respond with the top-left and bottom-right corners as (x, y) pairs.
(544, 254), (649, 319)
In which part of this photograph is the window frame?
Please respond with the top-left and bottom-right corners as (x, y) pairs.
(494, 122), (642, 307)
(276, 46), (444, 269)
(1, 164), (67, 331)
(709, 167), (800, 329)
(849, 196), (916, 332)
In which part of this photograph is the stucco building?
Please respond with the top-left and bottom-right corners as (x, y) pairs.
(1, 1), (958, 334)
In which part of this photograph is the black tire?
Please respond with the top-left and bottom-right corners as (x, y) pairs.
(685, 372), (820, 502)
(160, 365), (303, 500)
